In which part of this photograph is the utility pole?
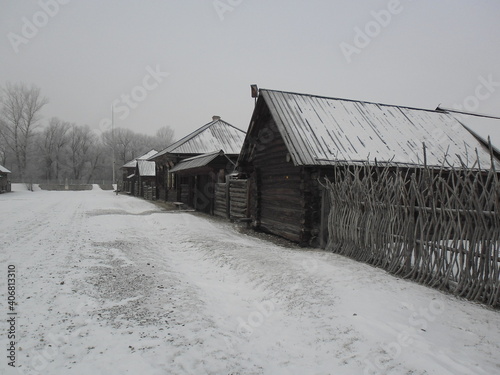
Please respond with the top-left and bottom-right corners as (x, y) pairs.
(111, 105), (116, 186)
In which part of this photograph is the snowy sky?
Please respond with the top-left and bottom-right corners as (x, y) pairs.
(1, 0), (499, 147)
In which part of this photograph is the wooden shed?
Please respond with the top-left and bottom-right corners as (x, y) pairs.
(168, 150), (235, 214)
(148, 116), (245, 203)
(135, 160), (156, 200)
(236, 89), (499, 246)
(120, 149), (157, 195)
(0, 165), (11, 193)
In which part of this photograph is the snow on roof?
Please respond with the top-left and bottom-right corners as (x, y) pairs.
(122, 160), (137, 169)
(122, 149), (158, 169)
(169, 150), (225, 173)
(150, 119), (245, 159)
(243, 89), (499, 169)
(137, 149), (158, 160)
(0, 165), (11, 174)
(449, 114), (500, 159)
(137, 160), (155, 176)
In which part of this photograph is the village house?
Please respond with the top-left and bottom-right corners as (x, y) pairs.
(135, 159), (156, 199)
(120, 149), (157, 196)
(0, 165), (11, 193)
(236, 88), (500, 246)
(168, 150), (237, 214)
(148, 116), (246, 209)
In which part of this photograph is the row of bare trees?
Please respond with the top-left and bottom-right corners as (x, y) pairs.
(0, 82), (47, 179)
(0, 82), (175, 184)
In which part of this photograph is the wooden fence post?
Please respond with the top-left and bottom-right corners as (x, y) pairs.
(225, 175), (230, 219)
(319, 185), (330, 249)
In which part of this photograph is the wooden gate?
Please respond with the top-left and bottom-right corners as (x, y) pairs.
(214, 179), (248, 220)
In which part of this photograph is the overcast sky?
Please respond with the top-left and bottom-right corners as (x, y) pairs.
(1, 0), (499, 147)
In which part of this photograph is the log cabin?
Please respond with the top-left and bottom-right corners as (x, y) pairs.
(148, 116), (245, 203)
(236, 89), (499, 246)
(168, 150), (236, 214)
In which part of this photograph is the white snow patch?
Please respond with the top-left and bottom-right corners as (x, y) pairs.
(0, 188), (498, 374)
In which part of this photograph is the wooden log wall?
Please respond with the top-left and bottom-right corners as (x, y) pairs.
(142, 183), (156, 201)
(156, 165), (167, 201)
(133, 181), (139, 197)
(302, 168), (324, 246)
(0, 175), (11, 193)
(251, 117), (304, 243)
(325, 159), (500, 307)
(214, 180), (249, 220)
(214, 183), (227, 218)
(229, 179), (248, 220)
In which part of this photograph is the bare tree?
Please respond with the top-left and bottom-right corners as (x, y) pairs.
(86, 141), (105, 184)
(102, 127), (138, 167)
(68, 124), (96, 181)
(155, 125), (175, 150)
(38, 117), (69, 181)
(0, 82), (48, 179)
(53, 120), (70, 180)
(0, 124), (8, 165)
(103, 127), (162, 165)
(116, 128), (138, 164)
(129, 132), (152, 159)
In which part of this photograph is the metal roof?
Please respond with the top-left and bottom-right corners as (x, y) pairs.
(0, 165), (11, 174)
(169, 150), (224, 173)
(122, 149), (158, 169)
(150, 119), (245, 159)
(122, 160), (137, 168)
(248, 89), (499, 169)
(138, 149), (158, 160)
(137, 160), (156, 176)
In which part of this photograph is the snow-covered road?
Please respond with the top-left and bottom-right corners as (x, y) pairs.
(1, 185), (499, 375)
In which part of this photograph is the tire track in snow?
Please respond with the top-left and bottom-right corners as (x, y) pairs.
(0, 191), (102, 375)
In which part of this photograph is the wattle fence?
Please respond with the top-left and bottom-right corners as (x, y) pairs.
(324, 159), (500, 307)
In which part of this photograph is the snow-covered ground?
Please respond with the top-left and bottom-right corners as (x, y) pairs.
(1, 184), (499, 375)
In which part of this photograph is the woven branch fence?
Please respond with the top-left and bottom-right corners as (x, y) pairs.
(324, 156), (500, 307)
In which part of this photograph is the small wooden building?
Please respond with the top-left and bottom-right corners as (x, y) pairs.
(149, 116), (245, 203)
(0, 165), (11, 193)
(168, 150), (235, 214)
(135, 160), (156, 200)
(120, 150), (157, 195)
(237, 89), (499, 246)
